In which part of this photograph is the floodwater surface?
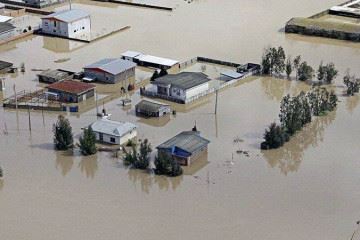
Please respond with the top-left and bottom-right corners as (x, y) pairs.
(1, 0), (360, 240)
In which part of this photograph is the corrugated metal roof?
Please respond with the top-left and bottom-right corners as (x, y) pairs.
(136, 99), (170, 113)
(135, 54), (179, 67)
(153, 72), (210, 90)
(38, 69), (71, 80)
(121, 51), (142, 58)
(0, 60), (13, 70)
(84, 58), (136, 75)
(0, 15), (13, 23)
(0, 22), (15, 34)
(220, 70), (244, 79)
(157, 131), (210, 154)
(42, 9), (90, 23)
(90, 119), (137, 137)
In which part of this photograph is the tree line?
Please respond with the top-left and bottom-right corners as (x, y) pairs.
(261, 46), (338, 83)
(261, 87), (338, 150)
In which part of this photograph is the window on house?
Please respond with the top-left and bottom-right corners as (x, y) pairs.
(82, 27), (85, 29)
(54, 21), (56, 27)
(110, 137), (115, 143)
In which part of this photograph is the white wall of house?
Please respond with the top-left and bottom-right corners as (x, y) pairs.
(41, 17), (90, 39)
(94, 130), (137, 145)
(185, 82), (209, 99)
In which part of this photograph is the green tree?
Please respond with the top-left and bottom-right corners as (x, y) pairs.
(261, 49), (272, 75)
(53, 115), (73, 150)
(343, 71), (360, 96)
(293, 55), (301, 80)
(154, 152), (183, 177)
(123, 139), (152, 169)
(297, 61), (314, 81)
(261, 122), (288, 149)
(317, 62), (338, 84)
(285, 57), (293, 79)
(150, 70), (159, 82)
(158, 69), (168, 77)
(79, 126), (97, 156)
(273, 46), (286, 75)
(317, 61), (325, 81)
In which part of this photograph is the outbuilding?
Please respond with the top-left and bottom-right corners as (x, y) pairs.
(83, 58), (136, 84)
(47, 80), (95, 103)
(135, 99), (171, 118)
(134, 54), (179, 70)
(41, 9), (91, 40)
(0, 22), (15, 42)
(37, 69), (73, 83)
(89, 119), (137, 145)
(121, 51), (142, 62)
(157, 130), (210, 166)
(0, 60), (13, 73)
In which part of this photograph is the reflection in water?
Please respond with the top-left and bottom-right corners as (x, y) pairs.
(55, 151), (74, 177)
(78, 155), (98, 179)
(0, 179), (3, 190)
(137, 114), (171, 127)
(261, 77), (310, 101)
(127, 169), (183, 194)
(346, 95), (360, 114)
(262, 110), (337, 175)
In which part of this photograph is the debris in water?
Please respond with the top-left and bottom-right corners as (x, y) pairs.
(54, 58), (71, 63)
(233, 136), (244, 143)
(236, 150), (250, 157)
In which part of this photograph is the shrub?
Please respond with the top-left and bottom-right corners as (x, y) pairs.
(154, 152), (183, 177)
(79, 127), (97, 156)
(123, 139), (152, 170)
(344, 71), (360, 96)
(297, 61), (314, 81)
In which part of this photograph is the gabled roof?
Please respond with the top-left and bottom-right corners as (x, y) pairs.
(136, 99), (170, 112)
(47, 80), (95, 94)
(0, 22), (15, 34)
(157, 131), (210, 155)
(84, 58), (136, 75)
(153, 72), (211, 90)
(90, 119), (137, 137)
(42, 9), (90, 23)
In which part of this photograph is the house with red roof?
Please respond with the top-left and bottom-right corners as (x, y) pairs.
(47, 80), (95, 103)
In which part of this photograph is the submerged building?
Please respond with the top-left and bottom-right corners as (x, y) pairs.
(37, 69), (73, 83)
(83, 58), (136, 84)
(41, 9), (91, 39)
(149, 72), (211, 103)
(157, 130), (210, 166)
(135, 99), (171, 118)
(47, 80), (95, 103)
(89, 119), (137, 145)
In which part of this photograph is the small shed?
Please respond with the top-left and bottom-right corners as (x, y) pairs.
(157, 130), (210, 166)
(0, 60), (13, 73)
(47, 80), (95, 103)
(37, 69), (73, 83)
(134, 54), (179, 70)
(135, 99), (171, 118)
(89, 119), (137, 145)
(121, 51), (142, 62)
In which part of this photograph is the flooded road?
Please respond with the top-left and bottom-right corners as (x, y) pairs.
(1, 0), (360, 239)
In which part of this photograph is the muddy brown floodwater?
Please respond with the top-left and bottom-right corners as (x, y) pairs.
(1, 0), (360, 239)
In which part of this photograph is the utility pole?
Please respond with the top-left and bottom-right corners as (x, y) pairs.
(13, 84), (18, 110)
(69, 0), (72, 10)
(214, 89), (219, 115)
(28, 105), (31, 132)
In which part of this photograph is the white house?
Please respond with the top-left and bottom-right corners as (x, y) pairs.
(89, 119), (137, 145)
(151, 72), (211, 103)
(41, 9), (91, 40)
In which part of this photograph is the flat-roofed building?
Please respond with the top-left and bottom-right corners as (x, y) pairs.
(0, 22), (15, 42)
(37, 69), (73, 83)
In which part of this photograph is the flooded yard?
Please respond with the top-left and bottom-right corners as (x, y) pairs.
(1, 0), (360, 240)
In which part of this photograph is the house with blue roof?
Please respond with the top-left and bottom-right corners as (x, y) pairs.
(83, 58), (136, 84)
(157, 130), (210, 166)
(41, 9), (90, 40)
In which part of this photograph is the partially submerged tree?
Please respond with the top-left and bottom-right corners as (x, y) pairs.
(285, 57), (293, 79)
(261, 122), (289, 150)
(293, 55), (301, 80)
(53, 115), (73, 150)
(261, 46), (286, 76)
(344, 71), (360, 96)
(317, 62), (338, 84)
(79, 126), (97, 156)
(0, 166), (3, 178)
(297, 61), (314, 81)
(154, 152), (183, 177)
(123, 139), (152, 170)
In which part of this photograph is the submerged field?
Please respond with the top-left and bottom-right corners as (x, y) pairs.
(1, 0), (360, 240)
